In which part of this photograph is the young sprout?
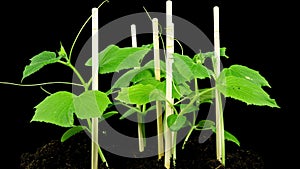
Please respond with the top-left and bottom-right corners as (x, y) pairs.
(0, 2), (280, 169)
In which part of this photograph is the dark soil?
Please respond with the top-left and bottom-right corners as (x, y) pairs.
(20, 132), (264, 169)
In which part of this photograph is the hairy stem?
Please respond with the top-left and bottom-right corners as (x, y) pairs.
(182, 126), (196, 149)
(98, 146), (107, 166)
(179, 88), (214, 116)
(137, 105), (146, 152)
(58, 60), (89, 90)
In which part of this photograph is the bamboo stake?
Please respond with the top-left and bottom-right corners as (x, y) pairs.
(131, 24), (137, 48)
(152, 18), (164, 160)
(131, 24), (146, 152)
(164, 1), (174, 168)
(91, 7), (99, 169)
(213, 6), (225, 165)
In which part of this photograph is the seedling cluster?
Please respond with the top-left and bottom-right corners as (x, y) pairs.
(1, 1), (279, 169)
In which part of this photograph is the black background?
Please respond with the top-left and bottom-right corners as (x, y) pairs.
(1, 0), (296, 168)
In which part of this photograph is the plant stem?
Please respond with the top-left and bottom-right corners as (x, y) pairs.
(59, 60), (89, 90)
(182, 126), (196, 149)
(135, 109), (146, 153)
(179, 87), (214, 116)
(137, 105), (146, 152)
(193, 78), (199, 124)
(98, 146), (107, 166)
(152, 17), (164, 160)
(213, 6), (225, 166)
(181, 79), (198, 150)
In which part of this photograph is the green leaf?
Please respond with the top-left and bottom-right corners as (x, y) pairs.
(110, 68), (143, 92)
(224, 130), (240, 146)
(155, 81), (181, 99)
(197, 120), (240, 146)
(109, 60), (162, 93)
(74, 90), (111, 119)
(116, 84), (158, 105)
(193, 48), (228, 64)
(179, 104), (199, 114)
(167, 114), (187, 132)
(119, 104), (158, 120)
(222, 65), (270, 87)
(196, 120), (215, 129)
(22, 51), (61, 81)
(61, 125), (88, 142)
(131, 69), (154, 83)
(173, 53), (210, 84)
(101, 111), (118, 120)
(220, 47), (229, 58)
(32, 91), (75, 127)
(211, 126), (240, 146)
(58, 42), (68, 59)
(85, 44), (152, 74)
(217, 76), (279, 108)
(199, 88), (215, 104)
(193, 51), (214, 64)
(119, 108), (137, 120)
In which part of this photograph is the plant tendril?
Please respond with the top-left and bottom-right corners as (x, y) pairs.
(69, 0), (109, 61)
(40, 86), (52, 95)
(0, 81), (84, 87)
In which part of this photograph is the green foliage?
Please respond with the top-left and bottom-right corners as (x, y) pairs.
(22, 51), (61, 81)
(119, 105), (157, 120)
(7, 3), (281, 167)
(109, 60), (159, 92)
(14, 28), (279, 167)
(32, 91), (75, 127)
(116, 84), (161, 105)
(74, 90), (111, 119)
(101, 111), (119, 121)
(167, 114), (187, 132)
(173, 53), (210, 84)
(197, 120), (240, 146)
(85, 44), (153, 74)
(32, 90), (111, 127)
(61, 126), (88, 142)
(217, 65), (279, 108)
(60, 111), (117, 143)
(221, 65), (270, 87)
(58, 43), (68, 60)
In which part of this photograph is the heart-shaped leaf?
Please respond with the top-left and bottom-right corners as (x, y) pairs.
(85, 44), (152, 74)
(74, 90), (111, 119)
(32, 91), (75, 127)
(22, 51), (61, 81)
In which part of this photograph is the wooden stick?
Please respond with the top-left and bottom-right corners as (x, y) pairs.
(131, 24), (137, 48)
(91, 7), (99, 169)
(131, 24), (146, 152)
(164, 1), (174, 168)
(152, 18), (164, 160)
(213, 6), (225, 165)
